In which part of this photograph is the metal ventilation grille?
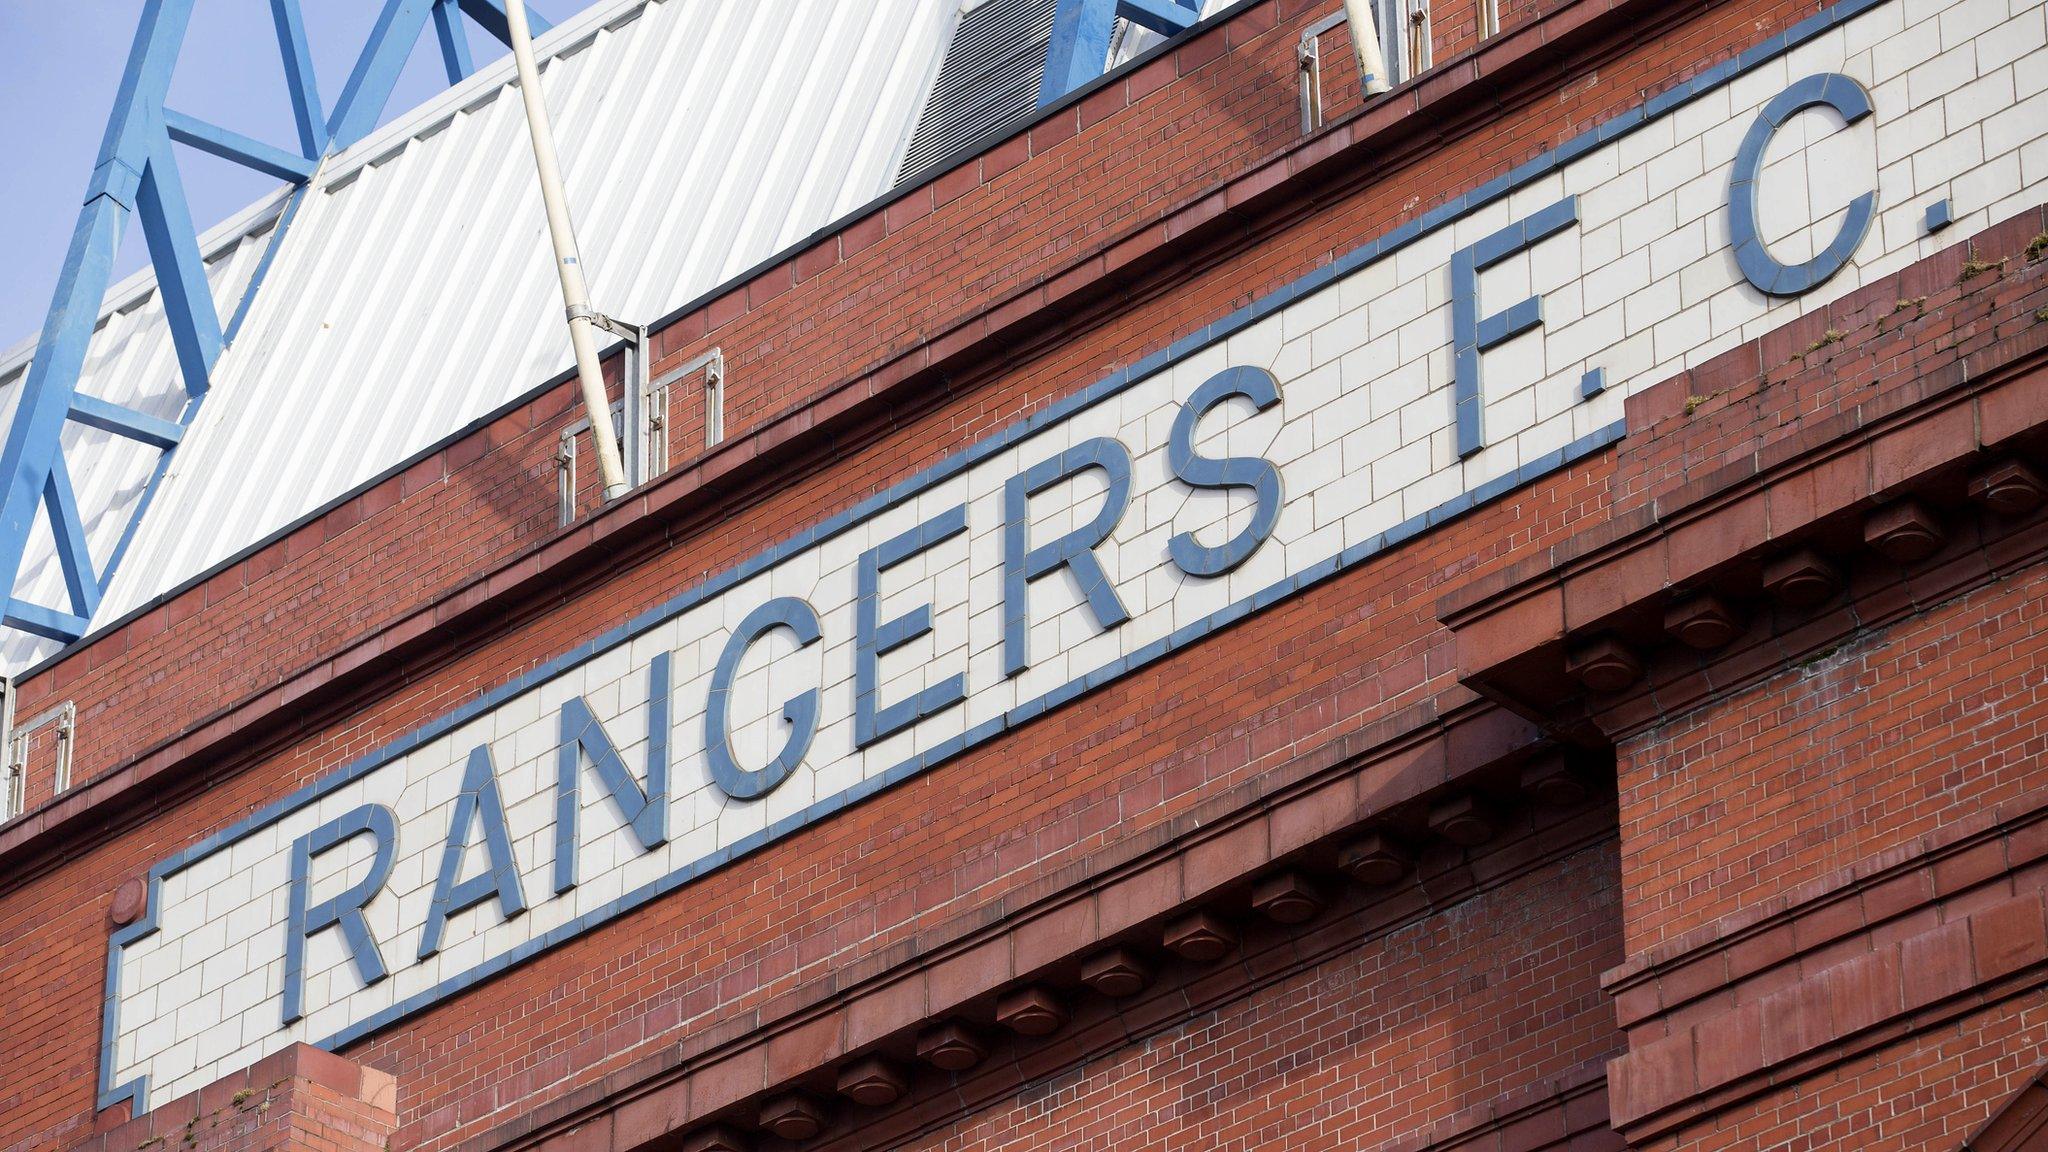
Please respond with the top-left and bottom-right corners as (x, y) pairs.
(898, 0), (1061, 181)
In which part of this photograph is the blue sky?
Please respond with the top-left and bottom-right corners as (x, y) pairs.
(0, 0), (588, 352)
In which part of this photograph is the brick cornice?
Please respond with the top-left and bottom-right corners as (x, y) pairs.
(1604, 781), (2048, 1023)
(786, 817), (1617, 1152)
(0, 0), (1693, 888)
(379, 688), (1581, 1152)
(1603, 783), (2048, 1140)
(1436, 214), (2048, 741)
(1611, 905), (2048, 1140)
(463, 791), (1614, 1152)
(1372, 1060), (1612, 1152)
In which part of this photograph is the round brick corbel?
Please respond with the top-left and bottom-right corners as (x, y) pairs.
(1663, 593), (1743, 651)
(1863, 500), (1946, 563)
(1078, 947), (1152, 998)
(994, 986), (1067, 1036)
(1565, 636), (1642, 694)
(915, 1021), (986, 1071)
(1520, 759), (1593, 807)
(679, 1124), (750, 1152)
(1761, 549), (1842, 608)
(835, 1056), (907, 1107)
(1161, 910), (1237, 962)
(1426, 794), (1498, 847)
(1968, 459), (2046, 516)
(759, 1093), (827, 1141)
(1337, 831), (1412, 886)
(1250, 872), (1324, 924)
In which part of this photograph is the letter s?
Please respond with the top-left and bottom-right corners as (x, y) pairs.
(1168, 365), (1284, 577)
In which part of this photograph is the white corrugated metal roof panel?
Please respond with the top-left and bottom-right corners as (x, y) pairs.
(0, 0), (963, 670)
(0, 194), (290, 667)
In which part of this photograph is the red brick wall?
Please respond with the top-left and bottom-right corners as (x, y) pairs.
(1420, 202), (2048, 1150)
(1429, 0), (1569, 62)
(61, 1044), (397, 1152)
(0, 0), (1692, 1141)
(1617, 565), (2048, 957)
(1601, 217), (2048, 960)
(895, 844), (1624, 1152)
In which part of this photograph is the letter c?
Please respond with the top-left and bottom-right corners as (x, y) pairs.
(706, 597), (822, 801)
(1728, 73), (1876, 296)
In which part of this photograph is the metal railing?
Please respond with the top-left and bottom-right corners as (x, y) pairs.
(1298, 0), (1452, 135)
(556, 341), (726, 527)
(1, 681), (76, 822)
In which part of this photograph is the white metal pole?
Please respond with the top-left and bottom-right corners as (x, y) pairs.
(1343, 0), (1393, 94)
(504, 1), (630, 500)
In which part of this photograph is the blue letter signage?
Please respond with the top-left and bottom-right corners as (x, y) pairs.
(1727, 73), (1876, 296)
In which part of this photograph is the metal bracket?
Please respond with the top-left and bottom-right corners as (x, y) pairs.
(555, 341), (725, 527)
(658, 348), (727, 453)
(1298, 11), (1346, 135)
(1406, 0), (1434, 77)
(553, 318), (649, 526)
(556, 409), (604, 526)
(1298, 2), (1419, 135)
(580, 311), (654, 489)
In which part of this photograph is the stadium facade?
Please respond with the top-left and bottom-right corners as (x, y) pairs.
(3, 0), (2048, 1150)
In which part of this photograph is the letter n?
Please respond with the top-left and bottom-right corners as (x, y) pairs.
(553, 653), (670, 895)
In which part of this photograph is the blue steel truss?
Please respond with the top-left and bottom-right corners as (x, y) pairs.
(1038, 0), (1201, 105)
(0, 0), (551, 645)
